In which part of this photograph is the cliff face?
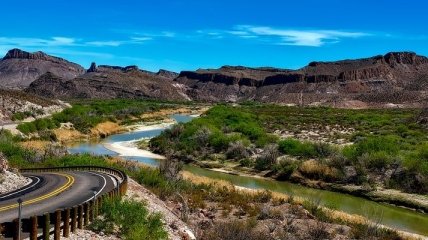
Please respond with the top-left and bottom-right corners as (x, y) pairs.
(175, 52), (428, 106)
(0, 49), (85, 88)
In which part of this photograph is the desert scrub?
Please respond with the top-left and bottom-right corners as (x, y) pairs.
(90, 197), (167, 240)
(17, 99), (193, 135)
(151, 104), (428, 194)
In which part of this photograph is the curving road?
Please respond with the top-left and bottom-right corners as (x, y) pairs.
(0, 171), (118, 223)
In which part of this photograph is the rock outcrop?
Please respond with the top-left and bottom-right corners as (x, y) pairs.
(0, 153), (30, 194)
(0, 88), (63, 123)
(26, 66), (189, 101)
(0, 152), (8, 173)
(87, 62), (98, 73)
(175, 52), (428, 106)
(5, 48), (427, 107)
(0, 49), (85, 89)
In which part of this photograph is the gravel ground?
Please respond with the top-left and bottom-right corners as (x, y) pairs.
(50, 229), (120, 240)
(0, 171), (31, 194)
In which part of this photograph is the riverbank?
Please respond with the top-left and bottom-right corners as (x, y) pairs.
(180, 170), (427, 240)
(191, 160), (428, 214)
(53, 106), (208, 143)
(64, 109), (428, 237)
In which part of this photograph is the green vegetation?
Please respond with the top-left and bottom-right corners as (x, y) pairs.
(0, 129), (406, 239)
(17, 99), (193, 134)
(90, 197), (167, 240)
(11, 111), (33, 121)
(151, 104), (428, 194)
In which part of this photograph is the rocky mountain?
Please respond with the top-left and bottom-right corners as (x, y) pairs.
(175, 52), (428, 107)
(0, 49), (85, 89)
(1, 48), (423, 107)
(26, 64), (188, 100)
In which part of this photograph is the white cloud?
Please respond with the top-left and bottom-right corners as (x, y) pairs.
(0, 36), (78, 48)
(131, 37), (153, 42)
(86, 41), (123, 47)
(233, 25), (369, 47)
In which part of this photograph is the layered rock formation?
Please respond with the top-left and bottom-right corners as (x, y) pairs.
(175, 52), (428, 107)
(0, 48), (424, 107)
(0, 49), (85, 88)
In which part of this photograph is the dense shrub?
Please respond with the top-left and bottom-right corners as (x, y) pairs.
(90, 197), (167, 240)
(255, 144), (279, 170)
(272, 158), (298, 180)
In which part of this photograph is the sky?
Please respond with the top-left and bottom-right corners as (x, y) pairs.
(0, 0), (427, 72)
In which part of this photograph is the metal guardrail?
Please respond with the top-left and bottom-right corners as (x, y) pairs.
(0, 166), (128, 240)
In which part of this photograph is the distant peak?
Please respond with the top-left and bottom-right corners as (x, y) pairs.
(382, 51), (428, 66)
(3, 48), (47, 60)
(2, 48), (60, 62)
(87, 62), (98, 73)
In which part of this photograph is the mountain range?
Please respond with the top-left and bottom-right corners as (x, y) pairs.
(1, 48), (427, 108)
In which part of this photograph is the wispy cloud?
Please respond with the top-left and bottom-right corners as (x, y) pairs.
(0, 36), (78, 48)
(193, 25), (369, 47)
(232, 25), (369, 47)
(0, 35), (156, 50)
(86, 41), (123, 47)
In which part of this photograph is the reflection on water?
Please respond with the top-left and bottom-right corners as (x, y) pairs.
(67, 114), (428, 236)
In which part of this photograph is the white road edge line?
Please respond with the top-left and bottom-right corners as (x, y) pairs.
(83, 172), (107, 203)
(0, 176), (41, 200)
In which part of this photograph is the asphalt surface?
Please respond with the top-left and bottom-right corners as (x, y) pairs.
(0, 171), (118, 223)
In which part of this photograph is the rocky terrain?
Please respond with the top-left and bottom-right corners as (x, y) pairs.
(0, 89), (64, 124)
(175, 52), (428, 107)
(0, 49), (84, 89)
(0, 153), (29, 194)
(1, 48), (427, 107)
(26, 62), (188, 100)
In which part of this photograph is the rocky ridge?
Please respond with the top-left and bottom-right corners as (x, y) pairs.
(1, 48), (425, 107)
(175, 52), (428, 106)
(0, 49), (85, 88)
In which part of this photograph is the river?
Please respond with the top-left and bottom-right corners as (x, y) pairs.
(68, 114), (428, 236)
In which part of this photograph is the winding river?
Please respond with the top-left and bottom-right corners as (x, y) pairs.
(68, 114), (428, 236)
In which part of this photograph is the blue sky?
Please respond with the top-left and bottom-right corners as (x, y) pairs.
(1, 0), (427, 72)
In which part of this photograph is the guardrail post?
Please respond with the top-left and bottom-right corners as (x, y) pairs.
(94, 198), (99, 217)
(78, 205), (83, 229)
(12, 219), (19, 240)
(71, 206), (77, 233)
(54, 210), (61, 240)
(43, 213), (49, 240)
(89, 200), (94, 222)
(84, 203), (89, 226)
(30, 216), (38, 240)
(63, 208), (70, 237)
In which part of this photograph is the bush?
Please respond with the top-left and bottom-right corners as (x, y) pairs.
(255, 144), (279, 170)
(202, 220), (273, 240)
(226, 140), (249, 160)
(299, 160), (340, 181)
(90, 197), (167, 240)
(272, 158), (298, 180)
(278, 138), (318, 158)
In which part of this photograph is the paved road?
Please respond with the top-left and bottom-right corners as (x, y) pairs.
(0, 171), (118, 223)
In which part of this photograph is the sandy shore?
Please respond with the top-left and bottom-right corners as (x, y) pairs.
(127, 121), (176, 132)
(104, 140), (165, 159)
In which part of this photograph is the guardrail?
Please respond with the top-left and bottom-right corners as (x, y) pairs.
(0, 166), (128, 240)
